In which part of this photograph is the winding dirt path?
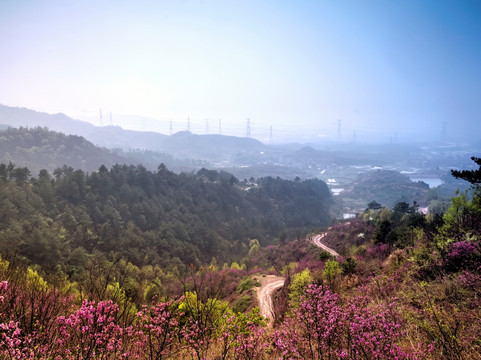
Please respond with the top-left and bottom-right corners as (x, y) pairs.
(254, 275), (285, 325)
(254, 233), (338, 326)
(312, 232), (340, 258)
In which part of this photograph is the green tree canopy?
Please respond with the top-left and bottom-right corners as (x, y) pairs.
(451, 156), (481, 186)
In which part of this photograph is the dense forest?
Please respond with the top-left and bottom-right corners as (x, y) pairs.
(0, 160), (332, 274)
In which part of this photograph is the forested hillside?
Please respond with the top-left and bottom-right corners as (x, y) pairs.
(0, 157), (480, 359)
(0, 125), (479, 359)
(340, 169), (431, 212)
(0, 126), (208, 174)
(0, 161), (332, 274)
(0, 126), (130, 173)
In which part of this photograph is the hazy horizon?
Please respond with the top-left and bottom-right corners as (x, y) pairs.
(1, 0), (480, 143)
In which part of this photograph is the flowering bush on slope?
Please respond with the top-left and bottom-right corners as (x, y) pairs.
(275, 283), (411, 360)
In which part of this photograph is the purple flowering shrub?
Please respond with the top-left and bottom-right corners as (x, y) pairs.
(444, 241), (480, 272)
(275, 283), (412, 359)
(0, 277), (270, 360)
(56, 300), (125, 359)
(134, 298), (181, 359)
(0, 276), (73, 359)
(217, 308), (268, 360)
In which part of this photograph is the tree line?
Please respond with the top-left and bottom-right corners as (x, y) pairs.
(0, 161), (332, 278)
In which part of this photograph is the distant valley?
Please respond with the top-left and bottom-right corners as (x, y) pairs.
(0, 104), (477, 215)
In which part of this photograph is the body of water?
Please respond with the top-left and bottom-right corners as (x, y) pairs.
(410, 177), (443, 188)
(331, 188), (344, 196)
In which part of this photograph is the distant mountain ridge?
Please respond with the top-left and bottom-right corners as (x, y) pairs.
(0, 126), (214, 175)
(0, 104), (265, 161)
(0, 126), (130, 175)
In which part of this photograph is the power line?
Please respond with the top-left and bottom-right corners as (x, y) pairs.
(91, 112), (353, 142)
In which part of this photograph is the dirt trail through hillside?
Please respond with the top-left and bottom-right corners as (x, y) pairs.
(312, 233), (340, 258)
(254, 275), (285, 325)
(254, 233), (337, 326)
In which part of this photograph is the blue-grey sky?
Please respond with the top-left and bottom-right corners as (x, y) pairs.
(0, 0), (480, 143)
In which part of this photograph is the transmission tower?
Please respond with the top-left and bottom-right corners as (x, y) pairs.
(218, 119), (222, 135)
(442, 122), (447, 141)
(246, 119), (251, 138)
(337, 119), (342, 141)
(205, 119), (209, 134)
(99, 109), (103, 127)
(169, 120), (173, 135)
(187, 117), (191, 132)
(270, 125), (273, 144)
(109, 112), (113, 126)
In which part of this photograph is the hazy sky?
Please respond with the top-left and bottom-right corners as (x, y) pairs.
(1, 0), (480, 143)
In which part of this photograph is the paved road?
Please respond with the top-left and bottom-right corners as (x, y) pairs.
(312, 233), (340, 258)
